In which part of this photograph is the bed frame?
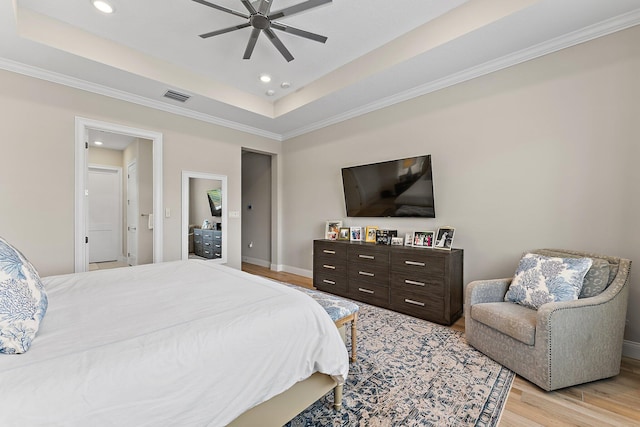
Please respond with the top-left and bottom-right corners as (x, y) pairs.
(229, 373), (343, 426)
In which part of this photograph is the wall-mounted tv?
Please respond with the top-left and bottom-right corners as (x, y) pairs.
(341, 155), (435, 218)
(207, 188), (222, 217)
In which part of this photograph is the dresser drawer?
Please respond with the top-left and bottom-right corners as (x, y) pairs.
(348, 244), (388, 265)
(314, 272), (348, 295)
(390, 271), (445, 297)
(391, 249), (445, 276)
(390, 290), (445, 323)
(349, 280), (389, 307)
(314, 257), (347, 277)
(348, 263), (389, 286)
(314, 240), (348, 259)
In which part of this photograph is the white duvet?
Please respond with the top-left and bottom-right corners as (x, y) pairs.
(0, 260), (349, 426)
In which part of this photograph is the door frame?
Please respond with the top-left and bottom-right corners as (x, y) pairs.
(75, 117), (163, 272)
(88, 164), (123, 263)
(181, 170), (228, 264)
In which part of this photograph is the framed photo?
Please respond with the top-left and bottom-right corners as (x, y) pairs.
(325, 220), (342, 239)
(338, 227), (351, 241)
(412, 231), (435, 248)
(434, 226), (455, 250)
(365, 226), (379, 243)
(350, 226), (363, 242)
(404, 232), (413, 246)
(327, 231), (338, 241)
(391, 237), (404, 246)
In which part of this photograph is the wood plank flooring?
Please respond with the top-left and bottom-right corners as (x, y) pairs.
(241, 263), (640, 427)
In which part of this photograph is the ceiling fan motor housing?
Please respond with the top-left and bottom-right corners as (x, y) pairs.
(250, 13), (271, 29)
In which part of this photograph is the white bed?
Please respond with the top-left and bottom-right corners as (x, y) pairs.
(0, 260), (349, 426)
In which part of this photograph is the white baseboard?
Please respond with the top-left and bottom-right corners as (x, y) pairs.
(623, 340), (640, 360)
(280, 265), (313, 278)
(241, 256), (270, 268)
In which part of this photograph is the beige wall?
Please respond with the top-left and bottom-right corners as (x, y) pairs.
(0, 68), (280, 276)
(281, 26), (640, 345)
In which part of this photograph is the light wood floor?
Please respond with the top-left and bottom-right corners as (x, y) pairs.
(241, 263), (640, 427)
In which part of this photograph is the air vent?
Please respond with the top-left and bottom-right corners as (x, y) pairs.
(163, 89), (191, 103)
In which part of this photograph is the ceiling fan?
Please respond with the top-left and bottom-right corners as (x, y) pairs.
(193, 0), (331, 62)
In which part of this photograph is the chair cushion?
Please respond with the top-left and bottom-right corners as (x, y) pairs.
(505, 253), (592, 310)
(0, 237), (48, 354)
(531, 249), (610, 298)
(471, 302), (537, 346)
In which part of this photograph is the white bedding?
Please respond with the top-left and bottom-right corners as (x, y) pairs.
(0, 260), (349, 426)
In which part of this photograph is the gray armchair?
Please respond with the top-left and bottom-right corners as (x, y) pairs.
(465, 249), (631, 391)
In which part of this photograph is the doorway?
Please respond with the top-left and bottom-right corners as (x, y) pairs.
(241, 150), (272, 268)
(75, 117), (163, 273)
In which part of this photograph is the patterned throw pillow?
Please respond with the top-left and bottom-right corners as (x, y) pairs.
(505, 253), (592, 310)
(0, 237), (48, 354)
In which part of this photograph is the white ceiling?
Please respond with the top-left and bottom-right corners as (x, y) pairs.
(1, 0), (640, 142)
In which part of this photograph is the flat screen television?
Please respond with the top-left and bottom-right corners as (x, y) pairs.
(341, 155), (435, 218)
(207, 189), (222, 217)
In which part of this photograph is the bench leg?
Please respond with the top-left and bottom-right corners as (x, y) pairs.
(350, 313), (357, 362)
(333, 383), (343, 410)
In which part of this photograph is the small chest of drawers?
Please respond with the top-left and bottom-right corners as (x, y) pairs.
(313, 240), (463, 325)
(194, 229), (222, 259)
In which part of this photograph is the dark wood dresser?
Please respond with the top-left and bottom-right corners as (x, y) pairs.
(313, 239), (463, 325)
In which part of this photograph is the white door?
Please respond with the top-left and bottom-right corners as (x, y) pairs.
(127, 162), (138, 266)
(88, 167), (121, 263)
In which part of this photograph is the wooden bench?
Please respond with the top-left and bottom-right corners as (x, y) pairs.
(286, 285), (359, 362)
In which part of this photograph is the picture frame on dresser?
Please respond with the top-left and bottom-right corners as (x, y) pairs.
(338, 227), (350, 241)
(350, 226), (362, 242)
(413, 231), (434, 248)
(434, 226), (455, 250)
(404, 232), (413, 246)
(365, 226), (379, 243)
(325, 220), (342, 239)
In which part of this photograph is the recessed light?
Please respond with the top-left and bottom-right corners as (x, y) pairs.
(260, 75), (272, 83)
(280, 82), (291, 89)
(94, 140), (104, 146)
(93, 1), (114, 14)
(265, 90), (275, 96)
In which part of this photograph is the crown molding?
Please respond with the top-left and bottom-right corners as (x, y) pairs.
(283, 9), (640, 140)
(1, 8), (638, 143)
(0, 57), (283, 141)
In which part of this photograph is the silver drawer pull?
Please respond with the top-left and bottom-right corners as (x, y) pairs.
(215, 245), (221, 248)
(358, 288), (374, 294)
(323, 264), (336, 270)
(359, 254), (375, 259)
(323, 249), (336, 254)
(405, 298), (425, 307)
(405, 279), (425, 287)
(405, 260), (425, 267)
(359, 271), (374, 277)
(204, 242), (211, 246)
(323, 279), (336, 285)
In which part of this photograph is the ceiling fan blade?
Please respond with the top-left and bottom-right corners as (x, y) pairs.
(240, 0), (257, 14)
(243, 28), (261, 59)
(199, 22), (251, 38)
(264, 28), (294, 62)
(271, 22), (327, 43)
(192, 0), (249, 19)
(258, 0), (273, 15)
(268, 0), (331, 20)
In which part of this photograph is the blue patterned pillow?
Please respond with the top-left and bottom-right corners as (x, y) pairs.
(0, 237), (48, 354)
(505, 253), (592, 310)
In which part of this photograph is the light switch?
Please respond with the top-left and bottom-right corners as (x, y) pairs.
(165, 208), (171, 218)
(229, 211), (240, 218)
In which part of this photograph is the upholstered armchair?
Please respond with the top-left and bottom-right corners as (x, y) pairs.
(465, 249), (631, 391)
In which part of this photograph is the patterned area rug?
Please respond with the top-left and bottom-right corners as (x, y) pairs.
(286, 302), (514, 427)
